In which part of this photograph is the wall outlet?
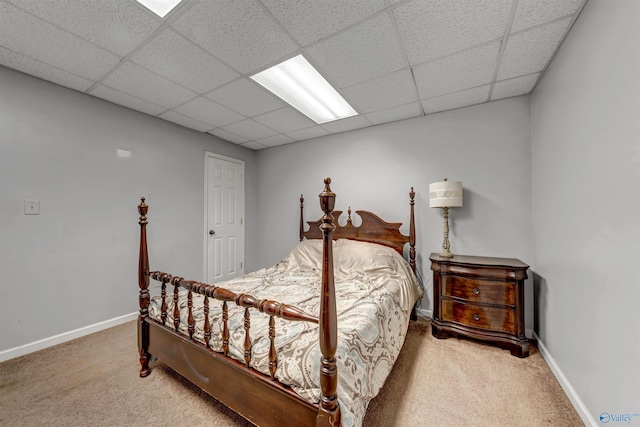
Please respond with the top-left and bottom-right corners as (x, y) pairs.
(24, 200), (40, 215)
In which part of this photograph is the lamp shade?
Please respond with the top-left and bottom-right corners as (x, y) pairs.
(429, 180), (463, 208)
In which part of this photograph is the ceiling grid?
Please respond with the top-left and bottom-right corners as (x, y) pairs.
(0, 0), (589, 150)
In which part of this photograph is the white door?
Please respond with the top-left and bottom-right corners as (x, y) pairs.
(205, 153), (244, 284)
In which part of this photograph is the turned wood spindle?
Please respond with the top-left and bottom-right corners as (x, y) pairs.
(299, 194), (305, 242)
(160, 274), (168, 326)
(243, 307), (252, 367)
(173, 279), (181, 332)
(137, 197), (151, 378)
(268, 315), (277, 379)
(409, 187), (416, 274)
(187, 290), (195, 339)
(203, 296), (211, 347)
(222, 301), (229, 357)
(317, 177), (341, 426)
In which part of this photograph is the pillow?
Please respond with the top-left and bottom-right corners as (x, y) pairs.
(333, 239), (404, 273)
(279, 239), (324, 271)
(282, 238), (406, 275)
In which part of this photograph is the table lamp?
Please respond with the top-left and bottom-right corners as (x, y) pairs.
(429, 178), (463, 258)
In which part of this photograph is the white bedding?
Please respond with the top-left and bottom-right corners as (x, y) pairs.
(148, 238), (422, 427)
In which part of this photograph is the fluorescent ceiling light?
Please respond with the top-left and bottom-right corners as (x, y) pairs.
(135, 0), (182, 18)
(250, 55), (357, 124)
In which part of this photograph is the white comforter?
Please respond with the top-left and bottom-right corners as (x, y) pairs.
(149, 238), (422, 427)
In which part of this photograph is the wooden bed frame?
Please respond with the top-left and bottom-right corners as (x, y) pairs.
(137, 177), (416, 427)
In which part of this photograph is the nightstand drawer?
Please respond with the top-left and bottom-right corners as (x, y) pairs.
(442, 276), (514, 305)
(441, 300), (515, 334)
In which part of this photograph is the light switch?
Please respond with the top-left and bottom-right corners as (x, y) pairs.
(24, 200), (40, 215)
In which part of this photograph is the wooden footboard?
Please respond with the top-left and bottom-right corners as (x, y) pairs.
(146, 270), (318, 369)
(144, 321), (319, 426)
(137, 178), (341, 427)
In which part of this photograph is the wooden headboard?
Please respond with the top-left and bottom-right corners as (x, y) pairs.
(300, 179), (416, 273)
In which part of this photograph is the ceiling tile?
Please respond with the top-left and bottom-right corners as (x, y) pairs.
(257, 134), (296, 147)
(261, 0), (385, 46)
(159, 110), (214, 132)
(394, 0), (512, 65)
(343, 68), (418, 114)
(222, 119), (279, 140)
(240, 141), (268, 150)
(206, 78), (285, 117)
(0, 3), (120, 81)
(365, 102), (423, 125)
(207, 128), (250, 145)
(511, 0), (583, 33)
(90, 84), (166, 116)
(253, 108), (316, 134)
(498, 17), (572, 80)
(285, 126), (330, 142)
(491, 73), (540, 101)
(421, 85), (491, 115)
(101, 61), (197, 108)
(173, 97), (245, 128)
(320, 115), (371, 134)
(413, 41), (500, 100)
(6, 0), (160, 56)
(171, 0), (298, 73)
(130, 29), (239, 93)
(0, 46), (93, 92)
(306, 13), (406, 88)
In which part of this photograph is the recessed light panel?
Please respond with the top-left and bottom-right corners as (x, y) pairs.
(250, 55), (357, 124)
(135, 0), (183, 18)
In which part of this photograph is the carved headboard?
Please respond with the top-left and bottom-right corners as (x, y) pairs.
(299, 184), (416, 273)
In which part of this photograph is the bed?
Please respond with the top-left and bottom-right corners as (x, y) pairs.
(137, 178), (422, 427)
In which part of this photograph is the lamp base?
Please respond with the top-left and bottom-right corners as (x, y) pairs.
(438, 207), (455, 258)
(438, 249), (454, 258)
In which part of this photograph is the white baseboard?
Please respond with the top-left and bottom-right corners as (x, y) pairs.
(533, 332), (597, 427)
(0, 312), (137, 363)
(416, 308), (432, 319)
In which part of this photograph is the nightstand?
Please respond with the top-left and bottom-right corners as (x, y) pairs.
(430, 253), (530, 357)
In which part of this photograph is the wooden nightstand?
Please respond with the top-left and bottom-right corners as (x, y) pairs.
(430, 253), (530, 357)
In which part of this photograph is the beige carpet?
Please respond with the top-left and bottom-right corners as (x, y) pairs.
(0, 318), (583, 426)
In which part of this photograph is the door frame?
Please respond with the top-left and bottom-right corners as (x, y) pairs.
(203, 151), (245, 283)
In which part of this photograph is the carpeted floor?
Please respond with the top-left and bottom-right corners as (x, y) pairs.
(0, 318), (583, 426)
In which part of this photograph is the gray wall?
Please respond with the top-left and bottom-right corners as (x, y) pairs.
(256, 97), (533, 324)
(0, 66), (257, 351)
(530, 0), (640, 419)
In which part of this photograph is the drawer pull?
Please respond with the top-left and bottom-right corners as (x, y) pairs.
(473, 313), (480, 321)
(473, 287), (480, 295)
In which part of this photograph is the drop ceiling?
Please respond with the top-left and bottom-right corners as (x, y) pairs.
(0, 0), (587, 150)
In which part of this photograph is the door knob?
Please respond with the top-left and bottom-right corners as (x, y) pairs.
(209, 230), (216, 235)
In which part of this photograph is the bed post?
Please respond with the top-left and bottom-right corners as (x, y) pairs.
(299, 194), (305, 242)
(409, 187), (416, 273)
(138, 197), (151, 377)
(316, 178), (340, 427)
(409, 188), (419, 321)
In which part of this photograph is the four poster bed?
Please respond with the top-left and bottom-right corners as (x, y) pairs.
(137, 178), (422, 427)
